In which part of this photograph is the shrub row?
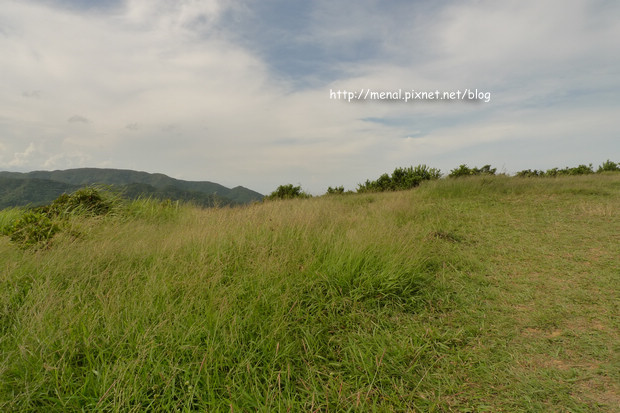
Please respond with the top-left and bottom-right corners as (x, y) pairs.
(265, 160), (619, 199)
(516, 160), (619, 177)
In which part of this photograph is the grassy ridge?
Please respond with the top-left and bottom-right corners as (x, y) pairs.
(1, 174), (618, 411)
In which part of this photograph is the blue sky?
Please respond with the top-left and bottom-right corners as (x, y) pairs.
(1, 0), (618, 194)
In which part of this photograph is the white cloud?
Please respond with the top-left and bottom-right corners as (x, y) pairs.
(7, 142), (37, 167)
(42, 151), (92, 170)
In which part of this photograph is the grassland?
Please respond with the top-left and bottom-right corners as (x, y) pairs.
(1, 174), (618, 411)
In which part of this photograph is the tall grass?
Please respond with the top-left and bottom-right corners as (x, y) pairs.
(1, 174), (618, 411)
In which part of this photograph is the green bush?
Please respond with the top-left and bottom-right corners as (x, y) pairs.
(357, 165), (441, 193)
(545, 164), (594, 177)
(2, 187), (119, 249)
(597, 160), (619, 173)
(43, 187), (115, 217)
(515, 169), (545, 178)
(448, 164), (496, 178)
(5, 211), (60, 249)
(517, 162), (617, 177)
(0, 208), (24, 236)
(265, 184), (312, 200)
(326, 186), (345, 195)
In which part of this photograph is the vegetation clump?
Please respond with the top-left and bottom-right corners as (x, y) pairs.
(43, 186), (114, 217)
(597, 159), (619, 172)
(448, 164), (496, 178)
(516, 161), (618, 177)
(514, 169), (546, 178)
(1, 186), (118, 249)
(357, 165), (441, 193)
(265, 184), (312, 200)
(545, 164), (594, 176)
(326, 185), (345, 195)
(2, 211), (60, 250)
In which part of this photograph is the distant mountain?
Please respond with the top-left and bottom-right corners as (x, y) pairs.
(0, 177), (82, 209)
(0, 168), (263, 209)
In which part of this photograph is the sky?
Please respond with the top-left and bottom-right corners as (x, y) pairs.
(1, 0), (619, 195)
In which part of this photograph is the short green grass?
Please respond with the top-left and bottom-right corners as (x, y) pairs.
(1, 174), (618, 411)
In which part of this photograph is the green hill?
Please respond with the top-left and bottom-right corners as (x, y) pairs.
(0, 176), (82, 209)
(0, 168), (263, 208)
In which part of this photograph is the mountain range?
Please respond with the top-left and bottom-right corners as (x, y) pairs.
(0, 168), (263, 209)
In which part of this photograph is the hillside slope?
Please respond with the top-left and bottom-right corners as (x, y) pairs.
(1, 174), (618, 411)
(0, 177), (82, 209)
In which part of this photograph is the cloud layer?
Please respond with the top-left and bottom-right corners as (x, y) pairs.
(1, 0), (618, 193)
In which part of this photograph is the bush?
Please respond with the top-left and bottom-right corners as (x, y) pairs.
(2, 187), (119, 249)
(515, 169), (545, 178)
(517, 163), (614, 177)
(265, 184), (312, 200)
(546, 164), (593, 177)
(326, 186), (345, 195)
(5, 211), (60, 249)
(357, 165), (441, 193)
(0, 208), (24, 236)
(597, 160), (619, 173)
(448, 164), (496, 178)
(44, 186), (115, 217)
